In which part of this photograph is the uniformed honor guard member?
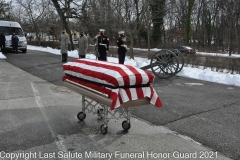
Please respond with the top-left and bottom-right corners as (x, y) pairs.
(78, 31), (88, 58)
(116, 31), (127, 64)
(92, 32), (100, 60)
(61, 28), (69, 62)
(97, 29), (109, 61)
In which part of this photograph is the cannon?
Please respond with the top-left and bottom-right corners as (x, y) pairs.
(140, 49), (184, 79)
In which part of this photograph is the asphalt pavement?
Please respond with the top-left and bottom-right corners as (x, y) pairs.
(0, 50), (237, 160)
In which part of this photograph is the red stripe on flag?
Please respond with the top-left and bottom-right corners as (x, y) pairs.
(136, 88), (144, 99)
(155, 98), (163, 107)
(72, 59), (155, 86)
(124, 88), (132, 101)
(150, 86), (162, 107)
(110, 92), (118, 110)
(73, 59), (131, 86)
(64, 64), (120, 87)
(126, 65), (143, 85)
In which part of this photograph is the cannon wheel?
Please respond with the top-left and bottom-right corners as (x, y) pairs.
(170, 49), (185, 73)
(150, 49), (179, 79)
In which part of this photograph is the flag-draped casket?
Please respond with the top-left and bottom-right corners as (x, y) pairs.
(62, 59), (162, 110)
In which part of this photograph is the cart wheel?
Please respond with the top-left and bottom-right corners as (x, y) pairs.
(77, 112), (86, 121)
(122, 120), (131, 131)
(100, 124), (108, 135)
(170, 49), (184, 73)
(150, 49), (179, 79)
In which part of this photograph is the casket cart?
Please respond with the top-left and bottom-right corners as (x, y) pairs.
(62, 59), (162, 135)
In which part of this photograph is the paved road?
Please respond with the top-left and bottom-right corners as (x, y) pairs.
(5, 50), (240, 160)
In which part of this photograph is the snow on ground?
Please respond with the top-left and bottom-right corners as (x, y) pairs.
(1, 45), (240, 87)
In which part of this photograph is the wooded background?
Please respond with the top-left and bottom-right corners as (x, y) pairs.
(1, 0), (240, 57)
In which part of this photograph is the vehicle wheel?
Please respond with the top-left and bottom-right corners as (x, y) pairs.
(100, 124), (108, 135)
(77, 112), (86, 121)
(170, 49), (184, 73)
(122, 120), (131, 131)
(22, 49), (27, 53)
(150, 49), (179, 79)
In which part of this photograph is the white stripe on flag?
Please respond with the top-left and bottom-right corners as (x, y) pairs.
(119, 89), (129, 103)
(129, 88), (138, 100)
(150, 88), (159, 106)
(70, 60), (150, 85)
(64, 62), (124, 86)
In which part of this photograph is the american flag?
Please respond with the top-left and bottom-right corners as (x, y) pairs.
(63, 59), (162, 110)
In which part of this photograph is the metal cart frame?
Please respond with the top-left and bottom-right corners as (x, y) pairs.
(64, 79), (151, 135)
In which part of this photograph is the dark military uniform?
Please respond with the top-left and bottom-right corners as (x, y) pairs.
(97, 34), (109, 61)
(117, 36), (127, 64)
(0, 32), (6, 54)
(11, 34), (19, 54)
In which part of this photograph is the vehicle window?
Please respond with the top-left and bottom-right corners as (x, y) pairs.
(0, 26), (24, 36)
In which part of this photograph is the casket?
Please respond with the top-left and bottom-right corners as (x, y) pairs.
(62, 59), (162, 110)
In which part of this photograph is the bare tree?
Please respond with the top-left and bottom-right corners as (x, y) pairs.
(185, 0), (195, 45)
(51, 0), (85, 50)
(10, 0), (240, 55)
(81, 0), (148, 58)
(15, 0), (51, 45)
(149, 0), (166, 47)
(0, 0), (12, 20)
(235, 1), (240, 54)
(110, 0), (148, 59)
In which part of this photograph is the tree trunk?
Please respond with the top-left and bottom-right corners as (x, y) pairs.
(235, 2), (240, 54)
(150, 0), (166, 47)
(186, 0), (195, 45)
(237, 17), (240, 54)
(51, 0), (73, 50)
(205, 11), (212, 47)
(129, 33), (134, 59)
